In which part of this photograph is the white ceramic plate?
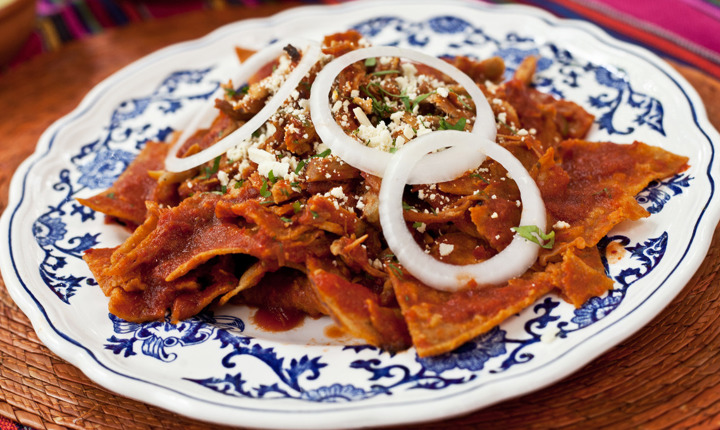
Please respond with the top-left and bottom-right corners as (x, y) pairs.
(2, 1), (719, 428)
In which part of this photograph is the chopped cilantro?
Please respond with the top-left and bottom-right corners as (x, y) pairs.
(511, 225), (555, 249)
(280, 217), (292, 223)
(470, 173), (490, 184)
(364, 57), (377, 67)
(295, 160), (306, 174)
(449, 88), (473, 110)
(361, 85), (394, 117)
(203, 159), (221, 179)
(292, 201), (303, 213)
(310, 210), (320, 219)
(106, 192), (115, 199)
(259, 179), (272, 198)
(410, 91), (435, 111)
(312, 149), (331, 158)
(438, 117), (467, 131)
(370, 69), (400, 76)
(594, 187), (612, 198)
(387, 262), (404, 279)
(364, 83), (434, 113)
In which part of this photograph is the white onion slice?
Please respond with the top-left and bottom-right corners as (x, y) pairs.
(378, 130), (546, 292)
(309, 46), (496, 184)
(164, 39), (322, 172)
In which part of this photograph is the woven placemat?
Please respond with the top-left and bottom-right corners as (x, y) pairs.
(0, 5), (719, 429)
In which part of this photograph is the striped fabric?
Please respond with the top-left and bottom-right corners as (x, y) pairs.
(8, 0), (720, 79)
(12, 0), (330, 66)
(488, 0), (720, 80)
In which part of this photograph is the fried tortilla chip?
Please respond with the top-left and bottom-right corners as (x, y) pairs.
(391, 270), (556, 357)
(77, 141), (170, 227)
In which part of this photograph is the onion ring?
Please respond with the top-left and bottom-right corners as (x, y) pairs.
(309, 46), (496, 184)
(164, 38), (322, 172)
(378, 130), (547, 291)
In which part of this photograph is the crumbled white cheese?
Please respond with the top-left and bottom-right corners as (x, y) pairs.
(485, 79), (499, 93)
(329, 186), (346, 200)
(415, 222), (426, 233)
(395, 63), (419, 98)
(357, 121), (393, 151)
(402, 123), (415, 140)
(436, 87), (449, 98)
(541, 326), (559, 343)
(266, 123), (276, 137)
(401, 62), (417, 76)
(217, 170), (229, 187)
(315, 142), (330, 155)
(260, 53), (292, 94)
(248, 147), (275, 164)
(491, 212), (498, 219)
(248, 147), (290, 179)
(390, 111), (405, 122)
(553, 220), (571, 230)
(438, 243), (454, 256)
(226, 137), (253, 161)
(286, 122), (300, 134)
(416, 122), (433, 137)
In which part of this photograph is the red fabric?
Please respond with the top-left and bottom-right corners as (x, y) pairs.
(600, 0), (720, 54)
(5, 0), (720, 78)
(537, 0), (720, 80)
(0, 416), (28, 430)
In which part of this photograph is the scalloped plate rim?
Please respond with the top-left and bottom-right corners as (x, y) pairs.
(1, 1), (719, 428)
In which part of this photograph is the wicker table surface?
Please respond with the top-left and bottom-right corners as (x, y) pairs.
(1, 3), (720, 429)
